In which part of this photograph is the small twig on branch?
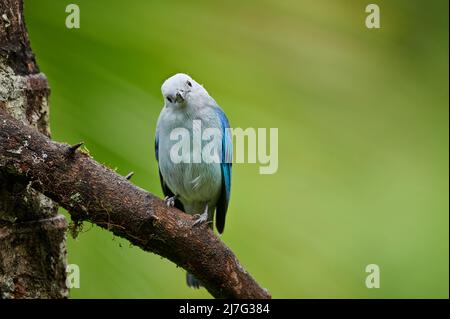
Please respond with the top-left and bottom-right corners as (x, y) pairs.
(0, 107), (270, 299)
(124, 172), (134, 180)
(67, 142), (84, 155)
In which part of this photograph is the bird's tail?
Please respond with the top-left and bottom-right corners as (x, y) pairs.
(186, 272), (203, 289)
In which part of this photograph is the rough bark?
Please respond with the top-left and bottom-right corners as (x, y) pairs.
(0, 107), (271, 299)
(0, 0), (68, 298)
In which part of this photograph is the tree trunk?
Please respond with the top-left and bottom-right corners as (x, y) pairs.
(0, 0), (67, 298)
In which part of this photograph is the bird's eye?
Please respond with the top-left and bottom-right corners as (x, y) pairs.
(187, 81), (192, 87)
(166, 96), (173, 103)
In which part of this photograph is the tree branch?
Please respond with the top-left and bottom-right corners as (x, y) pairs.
(0, 106), (271, 299)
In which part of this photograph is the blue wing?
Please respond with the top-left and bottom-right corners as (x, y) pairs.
(214, 107), (232, 234)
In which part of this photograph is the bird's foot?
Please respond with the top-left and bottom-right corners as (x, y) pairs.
(164, 195), (177, 207)
(193, 205), (211, 227)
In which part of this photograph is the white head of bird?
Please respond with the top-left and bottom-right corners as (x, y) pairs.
(161, 73), (209, 108)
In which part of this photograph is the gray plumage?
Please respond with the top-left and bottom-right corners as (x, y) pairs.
(155, 73), (232, 288)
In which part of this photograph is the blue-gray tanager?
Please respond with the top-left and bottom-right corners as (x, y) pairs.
(155, 73), (232, 288)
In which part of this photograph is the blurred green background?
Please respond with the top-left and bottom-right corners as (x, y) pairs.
(25, 0), (448, 298)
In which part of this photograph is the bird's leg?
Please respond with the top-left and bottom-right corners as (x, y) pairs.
(193, 204), (211, 227)
(164, 194), (178, 207)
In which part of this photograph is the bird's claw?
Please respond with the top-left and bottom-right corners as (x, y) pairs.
(193, 212), (211, 227)
(164, 196), (176, 207)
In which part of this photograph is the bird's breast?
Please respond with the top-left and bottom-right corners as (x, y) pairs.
(157, 106), (223, 204)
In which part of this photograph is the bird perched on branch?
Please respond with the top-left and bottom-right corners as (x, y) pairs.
(155, 73), (232, 288)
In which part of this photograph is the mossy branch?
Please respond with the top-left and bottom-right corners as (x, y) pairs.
(0, 107), (271, 299)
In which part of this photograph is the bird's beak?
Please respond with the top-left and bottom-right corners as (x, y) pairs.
(175, 91), (185, 103)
